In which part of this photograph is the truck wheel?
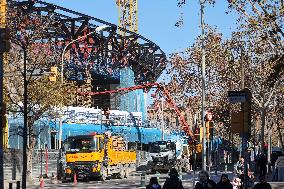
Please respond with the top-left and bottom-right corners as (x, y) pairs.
(118, 168), (124, 179)
(124, 168), (129, 178)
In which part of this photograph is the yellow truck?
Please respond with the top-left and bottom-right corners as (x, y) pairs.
(62, 133), (136, 181)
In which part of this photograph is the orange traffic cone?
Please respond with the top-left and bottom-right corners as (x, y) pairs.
(39, 176), (45, 188)
(73, 173), (77, 185)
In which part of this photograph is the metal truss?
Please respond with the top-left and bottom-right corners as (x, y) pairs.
(9, 0), (167, 84)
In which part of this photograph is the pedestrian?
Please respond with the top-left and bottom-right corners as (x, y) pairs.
(232, 177), (241, 189)
(235, 156), (245, 186)
(162, 168), (184, 189)
(252, 176), (272, 189)
(216, 174), (233, 189)
(194, 170), (217, 189)
(146, 177), (161, 189)
(257, 152), (268, 178)
(51, 172), (57, 184)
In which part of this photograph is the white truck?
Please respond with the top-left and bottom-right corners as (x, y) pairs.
(147, 140), (190, 173)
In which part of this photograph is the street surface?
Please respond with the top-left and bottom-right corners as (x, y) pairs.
(29, 173), (196, 189)
(4, 171), (284, 188)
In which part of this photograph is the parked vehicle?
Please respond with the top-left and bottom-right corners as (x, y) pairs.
(62, 132), (136, 181)
(147, 140), (190, 173)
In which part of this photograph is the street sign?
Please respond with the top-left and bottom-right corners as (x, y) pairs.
(206, 112), (213, 121)
(231, 112), (244, 133)
(227, 91), (246, 103)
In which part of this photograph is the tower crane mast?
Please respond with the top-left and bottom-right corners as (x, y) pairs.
(116, 0), (138, 35)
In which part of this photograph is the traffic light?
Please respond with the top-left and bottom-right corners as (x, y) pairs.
(1, 103), (8, 149)
(205, 121), (214, 140)
(0, 0), (7, 26)
(0, 27), (10, 52)
(200, 127), (203, 142)
(49, 66), (58, 81)
(205, 111), (213, 121)
(0, 102), (6, 115)
(196, 144), (202, 153)
(194, 127), (200, 143)
(209, 121), (213, 140)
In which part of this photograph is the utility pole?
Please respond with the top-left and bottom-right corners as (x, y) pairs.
(240, 43), (250, 189)
(0, 50), (4, 189)
(161, 97), (165, 141)
(240, 44), (244, 89)
(0, 0), (9, 188)
(199, 0), (207, 171)
(22, 49), (28, 189)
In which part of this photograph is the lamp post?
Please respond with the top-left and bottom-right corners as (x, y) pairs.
(199, 0), (207, 171)
(58, 25), (112, 149)
(161, 97), (165, 141)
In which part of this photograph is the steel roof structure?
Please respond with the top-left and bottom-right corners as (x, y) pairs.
(9, 0), (167, 84)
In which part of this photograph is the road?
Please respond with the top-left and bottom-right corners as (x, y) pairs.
(24, 173), (195, 189)
(5, 172), (284, 189)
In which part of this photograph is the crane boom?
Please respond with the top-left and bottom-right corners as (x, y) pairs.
(78, 82), (195, 141)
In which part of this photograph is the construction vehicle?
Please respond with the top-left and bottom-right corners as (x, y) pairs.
(147, 140), (191, 173)
(62, 132), (136, 181)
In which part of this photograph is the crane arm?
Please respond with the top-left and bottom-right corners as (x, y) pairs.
(78, 82), (195, 141)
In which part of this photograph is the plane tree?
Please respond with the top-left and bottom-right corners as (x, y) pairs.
(4, 5), (76, 183)
(227, 0), (284, 151)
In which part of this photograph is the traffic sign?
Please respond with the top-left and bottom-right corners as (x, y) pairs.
(231, 112), (244, 133)
(227, 91), (246, 103)
(206, 112), (213, 121)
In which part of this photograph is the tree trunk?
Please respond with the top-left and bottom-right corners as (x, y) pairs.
(260, 107), (267, 153)
(26, 120), (37, 185)
(276, 121), (284, 151)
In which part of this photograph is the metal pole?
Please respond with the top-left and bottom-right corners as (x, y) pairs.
(40, 145), (42, 177)
(22, 48), (28, 189)
(0, 52), (4, 189)
(240, 45), (244, 89)
(199, 0), (207, 171)
(215, 138), (218, 175)
(161, 98), (164, 141)
(242, 133), (248, 189)
(17, 127), (20, 149)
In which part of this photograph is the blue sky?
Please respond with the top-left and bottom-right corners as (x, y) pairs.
(46, 0), (237, 55)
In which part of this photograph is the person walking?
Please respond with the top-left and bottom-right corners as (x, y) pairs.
(194, 170), (217, 189)
(216, 174), (233, 189)
(257, 153), (268, 178)
(162, 168), (184, 189)
(146, 177), (161, 189)
(235, 156), (245, 187)
(252, 176), (272, 189)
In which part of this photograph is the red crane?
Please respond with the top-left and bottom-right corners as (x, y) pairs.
(78, 82), (195, 142)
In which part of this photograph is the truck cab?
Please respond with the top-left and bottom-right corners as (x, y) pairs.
(147, 141), (176, 173)
(147, 140), (191, 173)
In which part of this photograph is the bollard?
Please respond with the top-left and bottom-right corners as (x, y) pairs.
(16, 181), (20, 189)
(140, 171), (146, 187)
(39, 175), (45, 188)
(73, 173), (77, 185)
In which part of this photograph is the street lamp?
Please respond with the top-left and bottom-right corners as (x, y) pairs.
(199, 0), (207, 171)
(58, 25), (113, 149)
